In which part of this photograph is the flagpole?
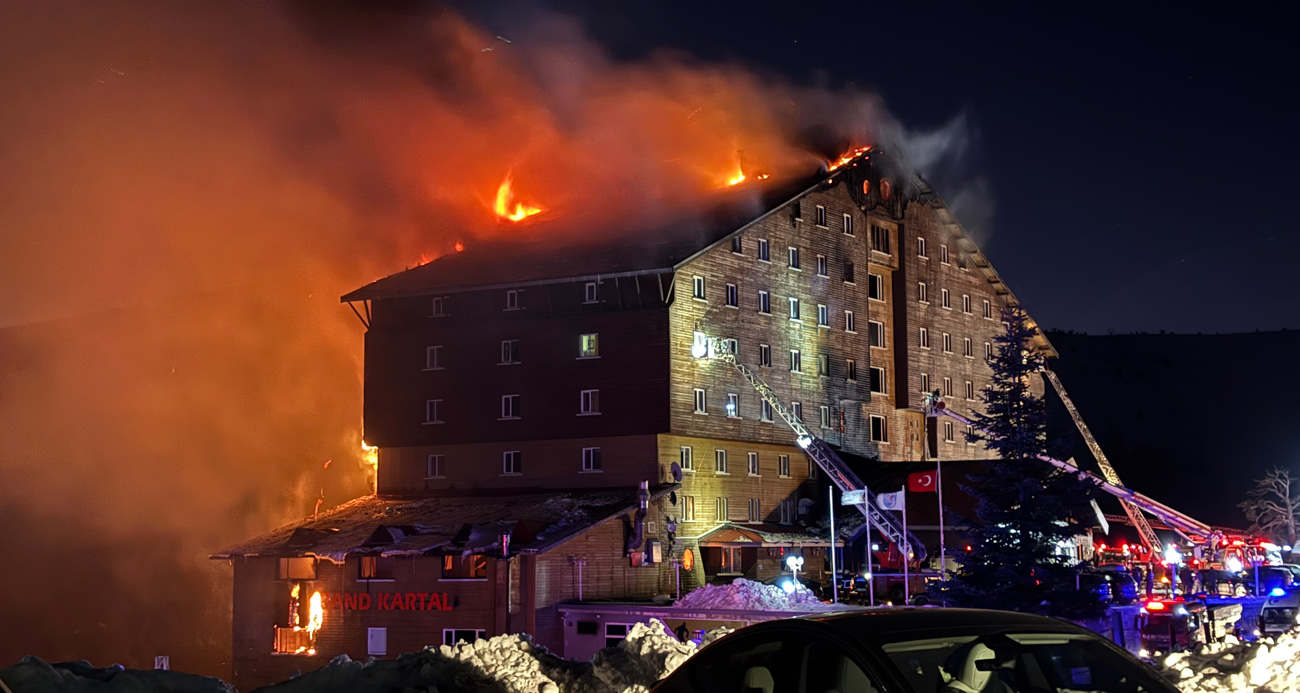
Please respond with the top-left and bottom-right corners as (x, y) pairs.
(937, 460), (946, 580)
(829, 485), (838, 604)
(902, 489), (910, 605)
(865, 498), (874, 606)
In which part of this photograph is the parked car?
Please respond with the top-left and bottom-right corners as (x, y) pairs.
(1257, 589), (1300, 638)
(1199, 568), (1250, 597)
(650, 609), (1182, 693)
(1082, 566), (1139, 604)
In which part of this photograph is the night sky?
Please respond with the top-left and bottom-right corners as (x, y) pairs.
(461, 0), (1300, 334)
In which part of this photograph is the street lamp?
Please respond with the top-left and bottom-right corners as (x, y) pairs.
(786, 554), (805, 589)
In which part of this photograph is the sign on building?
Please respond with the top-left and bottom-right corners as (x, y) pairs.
(841, 490), (866, 505)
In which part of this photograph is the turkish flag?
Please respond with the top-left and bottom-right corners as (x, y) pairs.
(908, 470), (937, 493)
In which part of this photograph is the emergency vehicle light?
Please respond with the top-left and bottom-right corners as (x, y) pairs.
(1144, 601), (1166, 611)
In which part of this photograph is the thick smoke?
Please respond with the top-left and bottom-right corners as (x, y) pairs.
(0, 1), (980, 677)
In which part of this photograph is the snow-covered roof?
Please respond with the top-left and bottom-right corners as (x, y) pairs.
(696, 523), (843, 547)
(211, 486), (677, 564)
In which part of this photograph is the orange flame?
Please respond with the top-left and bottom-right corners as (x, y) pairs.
(493, 172), (545, 222)
(361, 440), (378, 492)
(827, 145), (872, 172)
(726, 169), (746, 186)
(454, 241), (464, 252)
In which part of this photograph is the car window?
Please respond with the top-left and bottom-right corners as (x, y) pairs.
(800, 639), (882, 693)
(689, 634), (800, 693)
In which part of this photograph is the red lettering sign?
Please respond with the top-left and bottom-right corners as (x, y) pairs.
(320, 592), (451, 611)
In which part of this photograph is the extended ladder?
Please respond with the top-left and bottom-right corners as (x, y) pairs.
(705, 337), (927, 560)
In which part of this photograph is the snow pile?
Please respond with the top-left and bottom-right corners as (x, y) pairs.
(252, 619), (727, 693)
(673, 578), (836, 611)
(1160, 630), (1300, 692)
(0, 656), (234, 693)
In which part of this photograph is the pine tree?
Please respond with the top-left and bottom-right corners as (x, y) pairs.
(941, 308), (1102, 618)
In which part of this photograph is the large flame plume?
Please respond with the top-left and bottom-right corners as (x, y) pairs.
(492, 172), (546, 222)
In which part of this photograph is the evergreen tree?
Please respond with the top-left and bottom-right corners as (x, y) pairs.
(941, 308), (1102, 618)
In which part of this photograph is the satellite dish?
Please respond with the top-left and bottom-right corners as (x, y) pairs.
(670, 462), (683, 482)
(670, 491), (678, 506)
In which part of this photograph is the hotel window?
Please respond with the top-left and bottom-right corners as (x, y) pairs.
(941, 289), (951, 309)
(846, 359), (858, 382)
(778, 455), (791, 478)
(843, 213), (855, 236)
(277, 557), (317, 580)
(582, 447), (602, 472)
(817, 304), (829, 327)
(579, 333), (599, 358)
(500, 339), (520, 364)
(962, 294), (972, 313)
(942, 333), (952, 353)
(870, 225), (891, 254)
(760, 399), (773, 421)
(844, 261), (856, 284)
(967, 425), (977, 445)
(920, 373), (930, 393)
(815, 205), (827, 227)
(714, 449), (728, 474)
(965, 381), (975, 400)
(692, 275), (706, 300)
(868, 321), (885, 348)
(779, 499), (794, 524)
(816, 254), (828, 277)
(940, 244), (950, 264)
(758, 343), (771, 366)
(985, 342), (993, 360)
(748, 452), (760, 476)
(502, 450), (521, 475)
(726, 392), (739, 418)
(757, 290), (771, 314)
(731, 236), (743, 253)
(368, 628), (387, 657)
(792, 401), (803, 421)
(868, 273), (884, 300)
(757, 238), (770, 261)
(683, 496), (696, 521)
(359, 555), (395, 581)
(870, 415), (889, 443)
(917, 236), (927, 258)
(426, 454), (444, 479)
(715, 497), (729, 521)
(680, 446), (694, 472)
(788, 297), (800, 320)
(723, 338), (738, 356)
(579, 389), (600, 415)
(817, 353), (830, 377)
(919, 327), (930, 349)
(845, 310), (856, 333)
(425, 399), (443, 424)
(964, 338), (973, 358)
(943, 377), (953, 397)
(790, 350), (802, 373)
(944, 420), (955, 442)
(444, 629), (487, 647)
(505, 289), (520, 311)
(748, 499), (761, 522)
(819, 405), (831, 428)
(501, 394), (520, 419)
(443, 554), (488, 579)
(584, 282), (599, 304)
(983, 300), (993, 319)
(431, 296), (446, 317)
(870, 366), (886, 394)
(788, 246), (800, 269)
(725, 283), (738, 307)
(425, 345), (443, 370)
(918, 281), (928, 303)
(693, 388), (707, 414)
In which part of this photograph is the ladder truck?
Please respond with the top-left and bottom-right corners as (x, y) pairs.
(691, 332), (927, 561)
(922, 378), (1223, 558)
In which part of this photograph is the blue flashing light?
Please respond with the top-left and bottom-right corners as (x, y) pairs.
(1271, 587), (1287, 597)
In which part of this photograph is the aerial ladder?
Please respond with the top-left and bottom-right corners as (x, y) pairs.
(691, 332), (927, 560)
(922, 379), (1223, 556)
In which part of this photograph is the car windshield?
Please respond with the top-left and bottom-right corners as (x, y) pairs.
(880, 631), (1164, 692)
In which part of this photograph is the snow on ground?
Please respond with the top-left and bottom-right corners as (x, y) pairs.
(1160, 630), (1300, 692)
(672, 577), (837, 611)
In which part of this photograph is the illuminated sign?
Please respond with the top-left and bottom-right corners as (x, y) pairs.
(321, 592), (454, 611)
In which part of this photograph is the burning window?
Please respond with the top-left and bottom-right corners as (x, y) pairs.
(778, 455), (790, 477)
(582, 447), (601, 471)
(693, 388), (707, 414)
(579, 389), (600, 415)
(274, 583), (323, 656)
(583, 282), (599, 304)
(501, 451), (521, 475)
(870, 367), (886, 394)
(815, 205), (827, 227)
(757, 238), (770, 261)
(579, 333), (599, 358)
(278, 557), (317, 581)
(359, 555), (395, 580)
(757, 290), (771, 314)
(870, 225), (892, 254)
(846, 359), (857, 382)
(845, 310), (856, 333)
(500, 394), (520, 419)
(871, 415), (889, 443)
(843, 213), (855, 236)
(692, 275), (706, 300)
(714, 449), (727, 474)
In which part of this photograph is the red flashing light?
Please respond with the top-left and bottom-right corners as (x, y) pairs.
(1145, 601), (1166, 611)
(965, 545), (973, 552)
(1122, 543), (1130, 551)
(1232, 540), (1245, 547)
(1099, 543), (1107, 551)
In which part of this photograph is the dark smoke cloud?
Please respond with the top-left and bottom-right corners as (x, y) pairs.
(0, 0), (984, 677)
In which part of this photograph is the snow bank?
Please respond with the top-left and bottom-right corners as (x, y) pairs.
(0, 656), (234, 693)
(673, 578), (836, 611)
(1160, 630), (1300, 692)
(251, 619), (729, 693)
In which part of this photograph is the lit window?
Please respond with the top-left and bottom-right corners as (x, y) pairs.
(817, 304), (829, 327)
(943, 333), (952, 353)
(443, 554), (488, 579)
(815, 205), (827, 226)
(843, 213), (854, 236)
(693, 388), (707, 414)
(758, 343), (771, 366)
(692, 275), (706, 300)
(788, 246), (800, 269)
(500, 339), (520, 364)
(425, 399), (443, 424)
(431, 296), (447, 317)
(757, 239), (770, 261)
(583, 282), (598, 304)
(845, 310), (856, 333)
(757, 290), (771, 314)
(680, 446), (694, 471)
(579, 389), (600, 415)
(502, 450), (522, 475)
(582, 447), (602, 471)
(360, 555), (395, 580)
(579, 333), (599, 358)
(918, 282), (928, 303)
(748, 452), (759, 476)
(789, 297), (800, 320)
(715, 449), (728, 474)
(778, 455), (791, 478)
(425, 345), (443, 370)
(725, 283), (738, 307)
(790, 350), (802, 373)
(505, 289), (520, 311)
(817, 353), (829, 377)
(501, 394), (520, 419)
(869, 321), (884, 348)
(917, 237), (927, 258)
(846, 359), (857, 381)
(819, 405), (831, 428)
(868, 273), (884, 300)
(426, 454), (444, 479)
(816, 255), (828, 277)
(919, 327), (930, 349)
(726, 392), (739, 418)
(941, 289), (951, 309)
(870, 367), (886, 394)
(871, 415), (888, 443)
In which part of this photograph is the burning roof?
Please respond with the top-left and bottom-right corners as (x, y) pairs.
(211, 486), (677, 563)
